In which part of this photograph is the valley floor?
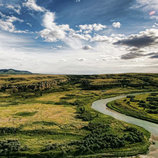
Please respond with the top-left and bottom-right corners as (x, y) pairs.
(0, 73), (158, 157)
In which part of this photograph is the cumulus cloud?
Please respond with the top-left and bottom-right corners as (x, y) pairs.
(116, 36), (155, 48)
(71, 33), (91, 41)
(91, 35), (113, 42)
(40, 11), (72, 42)
(113, 28), (158, 60)
(0, 13), (26, 33)
(42, 11), (55, 29)
(0, 20), (15, 32)
(112, 22), (121, 28)
(115, 29), (158, 48)
(39, 11), (108, 48)
(23, 0), (45, 12)
(79, 23), (107, 32)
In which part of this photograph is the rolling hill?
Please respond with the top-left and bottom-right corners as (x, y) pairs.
(0, 69), (32, 74)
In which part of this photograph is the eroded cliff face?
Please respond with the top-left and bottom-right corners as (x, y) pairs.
(1, 73), (158, 93)
(0, 75), (68, 93)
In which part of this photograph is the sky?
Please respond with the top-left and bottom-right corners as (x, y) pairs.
(0, 0), (158, 74)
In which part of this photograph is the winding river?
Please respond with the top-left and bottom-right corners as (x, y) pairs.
(92, 94), (158, 158)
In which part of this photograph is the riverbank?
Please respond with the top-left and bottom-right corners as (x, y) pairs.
(107, 93), (158, 124)
(92, 94), (158, 158)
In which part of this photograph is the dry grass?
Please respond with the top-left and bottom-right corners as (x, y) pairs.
(0, 91), (88, 153)
(0, 103), (87, 130)
(0, 74), (67, 85)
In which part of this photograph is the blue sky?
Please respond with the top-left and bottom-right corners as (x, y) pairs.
(0, 0), (158, 74)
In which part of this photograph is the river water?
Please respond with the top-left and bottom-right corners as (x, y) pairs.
(92, 95), (158, 158)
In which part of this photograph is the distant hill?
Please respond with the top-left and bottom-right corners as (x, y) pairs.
(0, 69), (32, 74)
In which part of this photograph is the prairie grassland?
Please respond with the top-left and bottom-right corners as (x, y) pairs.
(0, 90), (89, 154)
(0, 103), (87, 129)
(1, 73), (158, 157)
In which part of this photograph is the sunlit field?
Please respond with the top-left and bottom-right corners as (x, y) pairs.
(0, 73), (157, 157)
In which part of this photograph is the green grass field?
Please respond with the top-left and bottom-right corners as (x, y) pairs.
(0, 73), (158, 157)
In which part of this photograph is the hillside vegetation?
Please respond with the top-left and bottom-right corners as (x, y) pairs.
(0, 73), (158, 157)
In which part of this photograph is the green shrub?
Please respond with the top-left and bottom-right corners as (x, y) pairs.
(0, 140), (21, 154)
(0, 127), (20, 135)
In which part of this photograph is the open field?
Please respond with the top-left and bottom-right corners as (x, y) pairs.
(0, 73), (158, 157)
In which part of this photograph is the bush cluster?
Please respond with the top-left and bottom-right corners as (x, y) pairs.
(0, 140), (21, 154)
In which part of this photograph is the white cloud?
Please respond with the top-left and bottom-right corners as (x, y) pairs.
(71, 33), (91, 41)
(91, 35), (111, 42)
(0, 14), (26, 33)
(23, 0), (45, 12)
(39, 11), (91, 49)
(79, 23), (107, 32)
(112, 22), (121, 28)
(40, 28), (66, 42)
(0, 20), (15, 32)
(93, 24), (107, 31)
(39, 12), (122, 52)
(42, 11), (55, 29)
(40, 11), (72, 42)
(6, 5), (21, 14)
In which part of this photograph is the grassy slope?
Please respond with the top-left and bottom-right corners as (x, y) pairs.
(107, 93), (158, 124)
(0, 73), (158, 157)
